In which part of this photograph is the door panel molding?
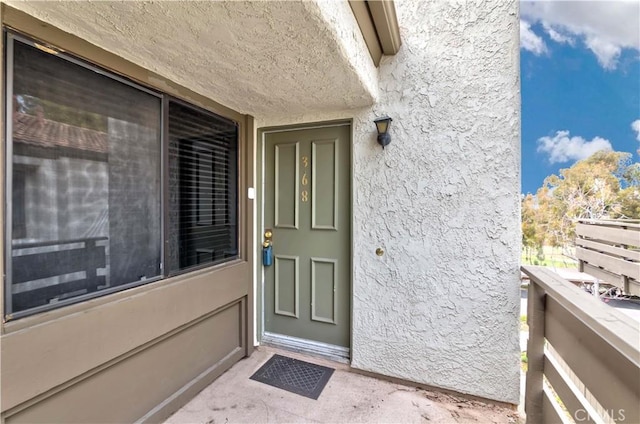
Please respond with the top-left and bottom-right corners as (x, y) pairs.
(311, 139), (339, 231)
(274, 142), (299, 229)
(274, 255), (299, 318)
(311, 258), (338, 324)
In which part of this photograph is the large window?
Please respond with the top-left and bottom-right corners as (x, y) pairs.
(4, 33), (240, 318)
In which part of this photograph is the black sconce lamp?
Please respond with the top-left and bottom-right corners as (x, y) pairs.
(374, 116), (393, 149)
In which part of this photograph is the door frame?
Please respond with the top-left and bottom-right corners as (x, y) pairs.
(256, 120), (353, 361)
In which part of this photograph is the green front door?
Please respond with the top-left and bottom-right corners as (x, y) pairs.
(264, 125), (350, 348)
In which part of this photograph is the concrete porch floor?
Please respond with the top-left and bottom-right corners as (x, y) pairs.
(165, 347), (521, 424)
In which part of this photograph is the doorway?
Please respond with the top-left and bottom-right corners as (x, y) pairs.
(261, 123), (351, 357)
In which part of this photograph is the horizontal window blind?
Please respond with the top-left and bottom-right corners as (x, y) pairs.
(168, 101), (238, 272)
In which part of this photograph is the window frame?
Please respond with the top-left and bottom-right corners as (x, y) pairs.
(3, 30), (243, 320)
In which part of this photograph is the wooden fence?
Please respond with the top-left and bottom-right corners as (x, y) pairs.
(575, 219), (640, 296)
(522, 266), (639, 424)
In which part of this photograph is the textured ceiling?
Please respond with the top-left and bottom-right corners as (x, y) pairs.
(6, 1), (378, 117)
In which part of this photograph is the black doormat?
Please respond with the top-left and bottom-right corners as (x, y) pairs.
(249, 354), (334, 399)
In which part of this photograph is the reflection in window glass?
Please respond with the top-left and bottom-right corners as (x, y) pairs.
(9, 39), (162, 313)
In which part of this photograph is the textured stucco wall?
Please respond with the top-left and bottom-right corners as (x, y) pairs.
(3, 0), (377, 116)
(258, 0), (521, 404)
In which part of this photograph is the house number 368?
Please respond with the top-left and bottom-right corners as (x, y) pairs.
(301, 156), (309, 202)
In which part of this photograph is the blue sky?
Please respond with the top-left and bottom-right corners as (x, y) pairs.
(520, 1), (640, 195)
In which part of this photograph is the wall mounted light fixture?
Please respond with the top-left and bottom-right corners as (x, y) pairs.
(374, 116), (393, 149)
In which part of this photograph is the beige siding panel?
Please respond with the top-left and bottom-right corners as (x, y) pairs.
(5, 301), (244, 423)
(1, 263), (250, 412)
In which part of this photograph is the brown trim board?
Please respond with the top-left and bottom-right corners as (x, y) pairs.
(348, 0), (402, 66)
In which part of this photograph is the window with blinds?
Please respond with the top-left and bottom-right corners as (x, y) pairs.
(4, 33), (240, 318)
(168, 102), (238, 271)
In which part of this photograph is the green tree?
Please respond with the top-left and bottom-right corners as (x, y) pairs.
(615, 187), (640, 219)
(521, 194), (538, 262)
(536, 151), (637, 247)
(621, 162), (640, 187)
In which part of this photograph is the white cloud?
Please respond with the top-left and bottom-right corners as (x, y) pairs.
(584, 35), (622, 70)
(542, 23), (575, 45)
(632, 120), (640, 142)
(537, 130), (612, 164)
(520, 20), (548, 55)
(521, 1), (640, 70)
